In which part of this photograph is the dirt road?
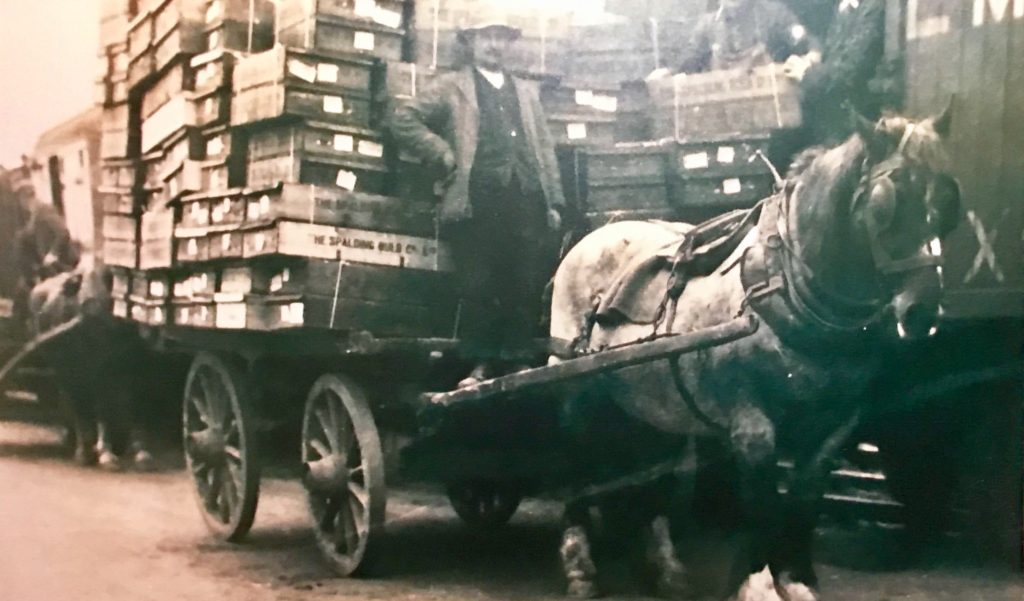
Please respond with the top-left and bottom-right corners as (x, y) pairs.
(0, 421), (1020, 601)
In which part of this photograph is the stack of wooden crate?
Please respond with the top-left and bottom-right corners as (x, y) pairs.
(98, 0), (460, 337)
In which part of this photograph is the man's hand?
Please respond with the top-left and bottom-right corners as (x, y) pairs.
(783, 51), (821, 82)
(435, 148), (457, 189)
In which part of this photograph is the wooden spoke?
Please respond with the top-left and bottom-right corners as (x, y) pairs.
(308, 438), (331, 460)
(224, 445), (242, 463)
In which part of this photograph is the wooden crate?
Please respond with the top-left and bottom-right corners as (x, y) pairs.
(647, 65), (802, 139)
(247, 154), (389, 194)
(242, 221), (453, 271)
(127, 48), (157, 90)
(102, 214), (138, 241)
(671, 135), (774, 179)
(100, 158), (138, 188)
(191, 49), (235, 94)
(176, 233), (211, 264)
(161, 159), (205, 201)
(109, 268), (133, 298)
(128, 11), (154, 60)
(232, 83), (374, 128)
(141, 94), (197, 153)
(670, 173), (775, 210)
(179, 195), (212, 228)
(277, 14), (404, 61)
(583, 142), (673, 214)
(173, 269), (218, 299)
(141, 62), (194, 119)
(103, 238), (140, 268)
(192, 87), (232, 127)
(382, 61), (437, 103)
(99, 188), (138, 215)
(153, 24), (206, 74)
(277, 0), (407, 29)
(208, 230), (246, 260)
(140, 208), (176, 269)
(172, 300), (217, 327)
(199, 155), (246, 191)
(243, 184), (436, 234)
(233, 45), (378, 93)
(547, 113), (617, 147)
(204, 18), (275, 54)
(152, 0), (205, 42)
(206, 191), (248, 226)
(141, 149), (167, 190)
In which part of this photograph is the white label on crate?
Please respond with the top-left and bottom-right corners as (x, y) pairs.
(288, 302), (305, 325)
(113, 300), (128, 319)
(592, 94), (618, 113)
(316, 63), (340, 83)
(216, 303), (247, 329)
(175, 280), (191, 297)
(717, 146), (736, 164)
(323, 95), (345, 114)
(575, 90), (594, 106)
(208, 30), (221, 50)
(683, 152), (709, 170)
(177, 307), (190, 324)
(0, 298), (14, 318)
(354, 0), (377, 17)
(131, 305), (146, 322)
(187, 239), (199, 256)
(190, 203), (206, 224)
(270, 274), (284, 293)
(288, 59), (318, 83)
(150, 281), (165, 298)
(196, 65), (213, 87)
(198, 306), (209, 323)
(153, 307), (165, 325)
(722, 178), (742, 195)
(254, 232), (267, 252)
(207, 136), (225, 157)
(246, 201), (261, 221)
(567, 123), (588, 140)
(357, 140), (384, 158)
(353, 31), (376, 51)
(372, 7), (403, 28)
(198, 273), (209, 291)
(333, 134), (355, 152)
(211, 205), (225, 223)
(282, 268), (291, 283)
(260, 194), (271, 216)
(221, 233), (233, 252)
(336, 169), (358, 191)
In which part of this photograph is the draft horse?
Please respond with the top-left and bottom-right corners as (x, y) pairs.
(550, 110), (962, 599)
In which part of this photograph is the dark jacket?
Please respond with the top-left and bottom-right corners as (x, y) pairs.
(801, 0), (887, 143)
(388, 67), (565, 225)
(679, 0), (813, 73)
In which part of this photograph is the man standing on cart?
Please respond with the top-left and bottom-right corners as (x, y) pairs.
(389, 14), (566, 388)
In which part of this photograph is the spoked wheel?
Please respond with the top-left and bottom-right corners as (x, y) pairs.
(182, 352), (259, 542)
(447, 480), (522, 529)
(302, 373), (386, 576)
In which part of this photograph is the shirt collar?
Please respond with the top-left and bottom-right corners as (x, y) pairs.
(475, 67), (506, 90)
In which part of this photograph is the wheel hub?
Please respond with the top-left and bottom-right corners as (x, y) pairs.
(303, 454), (350, 495)
(189, 427), (227, 464)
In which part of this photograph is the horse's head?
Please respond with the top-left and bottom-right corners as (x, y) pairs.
(848, 106), (962, 340)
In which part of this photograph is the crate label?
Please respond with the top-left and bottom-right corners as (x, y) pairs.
(357, 140), (384, 158)
(0, 298), (13, 318)
(336, 169), (358, 191)
(191, 202), (208, 225)
(591, 94), (618, 113)
(722, 178), (742, 195)
(683, 152), (709, 170)
(288, 59), (318, 83)
(211, 204), (225, 223)
(221, 233), (233, 252)
(567, 123), (588, 140)
(575, 90), (594, 106)
(333, 134), (355, 152)
(316, 63), (340, 83)
(175, 280), (192, 298)
(323, 95), (345, 114)
(253, 232), (267, 252)
(113, 300), (128, 319)
(152, 306), (165, 325)
(196, 65), (214, 87)
(354, 0), (377, 17)
(177, 306), (190, 323)
(187, 239), (199, 256)
(246, 200), (261, 221)
(269, 222), (452, 271)
(279, 302), (305, 326)
(353, 31), (375, 51)
(150, 281), (166, 298)
(131, 304), (147, 322)
(270, 274), (284, 292)
(372, 7), (402, 28)
(207, 135), (225, 157)
(717, 146), (736, 164)
(216, 303), (247, 329)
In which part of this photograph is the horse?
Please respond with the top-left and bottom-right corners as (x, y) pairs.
(549, 110), (962, 599)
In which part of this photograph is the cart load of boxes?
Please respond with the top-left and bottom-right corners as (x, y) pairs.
(96, 0), (800, 335)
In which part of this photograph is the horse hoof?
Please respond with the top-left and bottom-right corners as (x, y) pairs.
(73, 447), (96, 467)
(97, 450), (122, 472)
(132, 450), (156, 472)
(567, 579), (600, 599)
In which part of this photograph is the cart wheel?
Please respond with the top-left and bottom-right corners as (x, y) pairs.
(183, 352), (259, 542)
(302, 373), (386, 576)
(447, 480), (522, 529)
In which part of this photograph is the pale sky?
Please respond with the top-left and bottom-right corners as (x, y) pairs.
(0, 1), (99, 167)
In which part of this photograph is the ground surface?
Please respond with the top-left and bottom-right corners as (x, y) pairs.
(0, 421), (1020, 601)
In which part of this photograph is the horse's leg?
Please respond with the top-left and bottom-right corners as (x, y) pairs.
(560, 501), (600, 598)
(117, 365), (155, 472)
(63, 388), (97, 466)
(728, 404), (783, 594)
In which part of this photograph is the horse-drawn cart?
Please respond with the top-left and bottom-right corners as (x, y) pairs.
(146, 294), (756, 574)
